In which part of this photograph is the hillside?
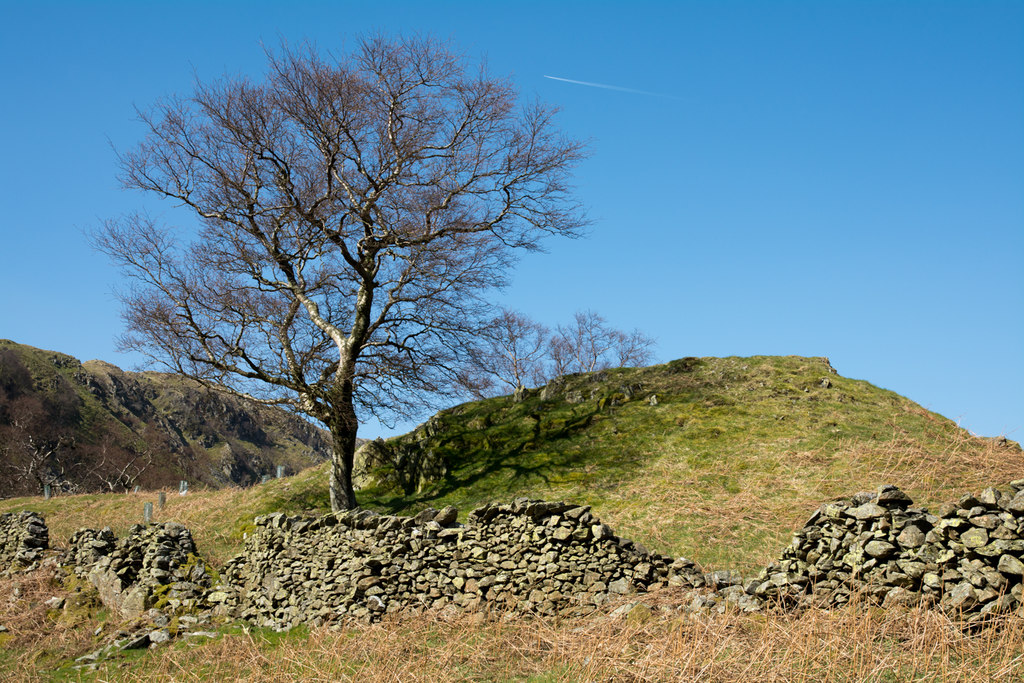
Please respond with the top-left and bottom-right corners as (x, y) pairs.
(3, 354), (1023, 681)
(2, 355), (1019, 574)
(0, 340), (331, 499)
(350, 355), (1023, 571)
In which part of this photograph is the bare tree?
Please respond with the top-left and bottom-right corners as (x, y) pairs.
(460, 309), (657, 396)
(84, 440), (155, 492)
(2, 395), (79, 495)
(548, 310), (656, 378)
(461, 309), (550, 398)
(95, 36), (587, 510)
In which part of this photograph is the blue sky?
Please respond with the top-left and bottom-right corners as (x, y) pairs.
(1, 1), (1021, 439)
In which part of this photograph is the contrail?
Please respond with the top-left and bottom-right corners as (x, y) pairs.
(543, 75), (675, 99)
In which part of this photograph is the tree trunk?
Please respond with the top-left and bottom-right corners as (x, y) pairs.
(327, 387), (360, 511)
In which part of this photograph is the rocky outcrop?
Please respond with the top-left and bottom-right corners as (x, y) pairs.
(215, 500), (704, 628)
(0, 511), (48, 573)
(352, 437), (447, 493)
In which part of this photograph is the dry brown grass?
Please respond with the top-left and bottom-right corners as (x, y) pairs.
(25, 601), (1018, 683)
(0, 567), (109, 678)
(592, 424), (1024, 574)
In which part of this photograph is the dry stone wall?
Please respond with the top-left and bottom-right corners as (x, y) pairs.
(753, 483), (1024, 620)
(3, 483), (1024, 630)
(65, 522), (213, 616)
(0, 511), (48, 573)
(214, 500), (704, 628)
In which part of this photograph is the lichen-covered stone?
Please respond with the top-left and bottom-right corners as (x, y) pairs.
(219, 499), (703, 628)
(0, 511), (49, 573)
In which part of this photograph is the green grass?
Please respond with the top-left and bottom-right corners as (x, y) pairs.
(348, 355), (1021, 571)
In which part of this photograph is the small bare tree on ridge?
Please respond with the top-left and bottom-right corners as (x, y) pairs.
(548, 310), (656, 378)
(461, 308), (657, 397)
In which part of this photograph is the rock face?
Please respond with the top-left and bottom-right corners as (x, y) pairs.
(352, 437), (447, 493)
(0, 339), (332, 496)
(754, 482), (1024, 619)
(66, 522), (213, 617)
(0, 511), (48, 573)
(217, 500), (704, 628)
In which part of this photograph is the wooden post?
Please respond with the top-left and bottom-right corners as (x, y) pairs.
(158, 491), (166, 509)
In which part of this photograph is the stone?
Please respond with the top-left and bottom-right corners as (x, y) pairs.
(876, 486), (913, 509)
(148, 629), (171, 645)
(864, 541), (896, 558)
(970, 514), (1000, 530)
(433, 506), (459, 526)
(961, 528), (989, 549)
(1005, 491), (1024, 513)
(849, 503), (887, 520)
(121, 633), (151, 650)
(944, 582), (977, 611)
(896, 525), (926, 548)
(997, 554), (1024, 576)
(978, 488), (1003, 508)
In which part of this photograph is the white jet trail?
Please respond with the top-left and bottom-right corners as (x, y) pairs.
(543, 75), (676, 98)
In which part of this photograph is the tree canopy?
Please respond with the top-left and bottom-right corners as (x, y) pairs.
(96, 36), (588, 510)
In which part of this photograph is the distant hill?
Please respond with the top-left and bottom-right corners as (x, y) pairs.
(0, 340), (331, 498)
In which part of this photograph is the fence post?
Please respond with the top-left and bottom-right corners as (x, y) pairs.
(276, 465), (284, 479)
(43, 484), (51, 500)
(144, 501), (153, 524)
(158, 491), (166, 509)
(179, 480), (188, 495)
(261, 475), (271, 484)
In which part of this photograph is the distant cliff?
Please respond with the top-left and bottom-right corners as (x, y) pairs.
(0, 340), (332, 498)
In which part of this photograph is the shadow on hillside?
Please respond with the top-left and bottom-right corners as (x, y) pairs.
(370, 407), (613, 514)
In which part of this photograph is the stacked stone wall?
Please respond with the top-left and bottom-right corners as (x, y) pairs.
(65, 522), (213, 616)
(754, 483), (1024, 620)
(214, 500), (704, 628)
(4, 483), (1024, 629)
(0, 510), (48, 573)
